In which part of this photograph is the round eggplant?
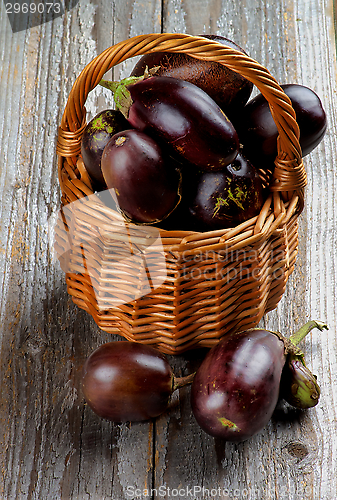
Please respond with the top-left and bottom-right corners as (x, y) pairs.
(234, 83), (327, 169)
(100, 75), (240, 172)
(185, 153), (265, 231)
(130, 34), (253, 115)
(82, 341), (194, 422)
(191, 320), (327, 441)
(81, 109), (130, 187)
(101, 129), (181, 224)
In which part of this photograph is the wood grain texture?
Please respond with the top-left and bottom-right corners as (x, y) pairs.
(0, 0), (336, 499)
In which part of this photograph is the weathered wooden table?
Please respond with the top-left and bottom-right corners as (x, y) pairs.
(1, 1), (336, 499)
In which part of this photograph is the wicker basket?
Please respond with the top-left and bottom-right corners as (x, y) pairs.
(55, 33), (307, 355)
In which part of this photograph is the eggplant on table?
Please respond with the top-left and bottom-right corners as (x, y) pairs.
(81, 341), (194, 422)
(81, 320), (327, 439)
(191, 320), (328, 442)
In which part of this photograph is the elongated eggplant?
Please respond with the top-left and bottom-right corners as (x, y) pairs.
(130, 34), (253, 115)
(191, 320), (327, 442)
(100, 75), (240, 171)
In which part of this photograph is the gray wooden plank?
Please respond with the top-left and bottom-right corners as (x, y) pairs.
(0, 1), (158, 498)
(155, 0), (337, 499)
(113, 0), (162, 79)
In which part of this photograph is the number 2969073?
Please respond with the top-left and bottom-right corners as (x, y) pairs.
(5, 1), (62, 15)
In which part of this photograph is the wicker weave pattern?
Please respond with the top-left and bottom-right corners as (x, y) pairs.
(56, 34), (306, 354)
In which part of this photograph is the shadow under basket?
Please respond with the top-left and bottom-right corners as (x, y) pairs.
(55, 33), (307, 355)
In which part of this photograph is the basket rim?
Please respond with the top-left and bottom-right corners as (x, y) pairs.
(56, 32), (307, 234)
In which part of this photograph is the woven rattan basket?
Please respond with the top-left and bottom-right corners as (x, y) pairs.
(55, 33), (307, 354)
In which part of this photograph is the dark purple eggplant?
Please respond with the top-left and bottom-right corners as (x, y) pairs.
(234, 84), (327, 169)
(81, 109), (130, 187)
(154, 196), (195, 231)
(130, 34), (253, 115)
(191, 329), (286, 442)
(191, 320), (327, 442)
(81, 341), (194, 422)
(101, 129), (181, 224)
(100, 75), (240, 172)
(184, 152), (265, 231)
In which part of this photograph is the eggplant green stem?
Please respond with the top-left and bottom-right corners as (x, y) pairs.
(100, 75), (142, 93)
(173, 372), (196, 392)
(289, 320), (328, 347)
(100, 76), (143, 118)
(99, 65), (159, 119)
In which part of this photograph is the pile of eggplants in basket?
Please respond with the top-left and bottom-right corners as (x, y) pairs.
(81, 34), (326, 231)
(79, 35), (328, 441)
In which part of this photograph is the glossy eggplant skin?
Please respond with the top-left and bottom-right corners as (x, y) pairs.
(126, 76), (240, 171)
(81, 341), (174, 422)
(101, 129), (181, 224)
(184, 153), (265, 231)
(81, 109), (130, 187)
(234, 84), (327, 169)
(130, 35), (253, 116)
(191, 329), (286, 442)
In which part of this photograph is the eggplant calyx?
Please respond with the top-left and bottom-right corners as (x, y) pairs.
(279, 321), (326, 409)
(99, 67), (158, 119)
(100, 76), (141, 118)
(172, 372), (196, 392)
(282, 355), (321, 408)
(292, 358), (320, 405)
(277, 320), (328, 360)
(262, 320), (328, 359)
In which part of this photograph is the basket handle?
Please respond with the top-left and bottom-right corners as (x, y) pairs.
(56, 33), (307, 212)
